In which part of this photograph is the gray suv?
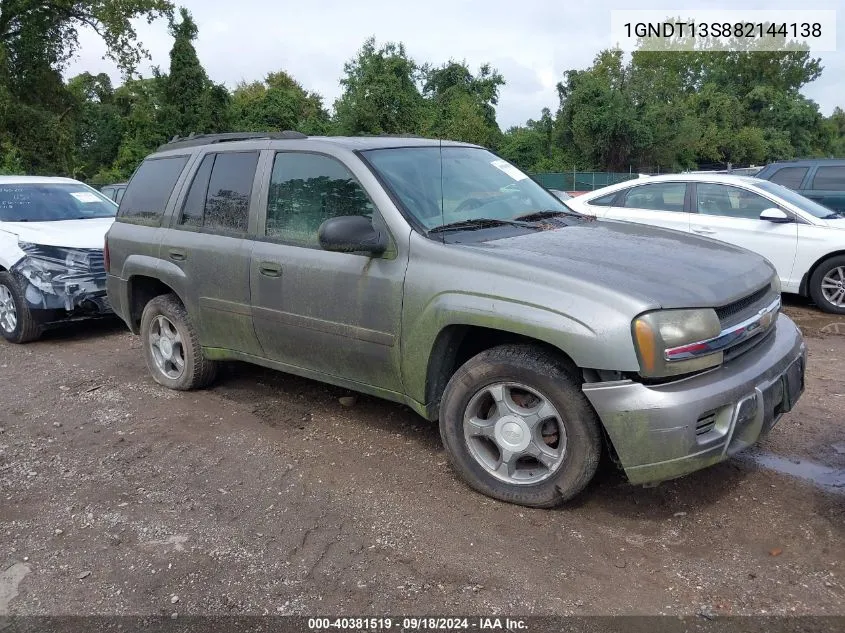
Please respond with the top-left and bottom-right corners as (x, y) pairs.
(105, 132), (807, 508)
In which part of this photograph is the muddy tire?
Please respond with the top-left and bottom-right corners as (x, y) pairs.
(0, 272), (42, 344)
(438, 344), (601, 508)
(140, 293), (217, 390)
(809, 255), (845, 315)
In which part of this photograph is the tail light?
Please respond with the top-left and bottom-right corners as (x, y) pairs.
(104, 235), (110, 273)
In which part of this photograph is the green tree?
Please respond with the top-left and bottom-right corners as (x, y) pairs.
(421, 61), (504, 147)
(229, 71), (330, 134)
(333, 37), (426, 135)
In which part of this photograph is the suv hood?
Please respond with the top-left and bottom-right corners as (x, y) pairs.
(469, 219), (775, 309)
(0, 218), (114, 249)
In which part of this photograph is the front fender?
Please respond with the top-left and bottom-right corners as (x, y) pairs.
(401, 290), (637, 407)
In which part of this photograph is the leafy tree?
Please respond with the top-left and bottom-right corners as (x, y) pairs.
(333, 37), (426, 135)
(421, 61), (504, 147)
(229, 71), (330, 134)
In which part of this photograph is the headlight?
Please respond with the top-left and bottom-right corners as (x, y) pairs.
(632, 308), (723, 378)
(65, 250), (91, 271)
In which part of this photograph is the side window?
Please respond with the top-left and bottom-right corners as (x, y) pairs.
(177, 151), (259, 233)
(622, 183), (687, 212)
(115, 187), (125, 204)
(266, 152), (375, 248)
(586, 191), (618, 207)
(696, 183), (774, 220)
(768, 167), (808, 189)
(179, 154), (213, 227)
(811, 166), (845, 190)
(101, 187), (114, 200)
(119, 156), (189, 223)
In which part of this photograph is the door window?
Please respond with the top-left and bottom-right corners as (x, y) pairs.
(768, 167), (808, 189)
(622, 183), (687, 212)
(811, 166), (845, 190)
(265, 152), (375, 248)
(178, 151), (259, 233)
(695, 183), (774, 219)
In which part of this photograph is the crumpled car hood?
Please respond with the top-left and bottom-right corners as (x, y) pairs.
(0, 218), (114, 249)
(465, 219), (775, 309)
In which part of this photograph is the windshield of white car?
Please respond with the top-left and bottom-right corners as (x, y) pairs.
(0, 183), (118, 222)
(753, 179), (844, 219)
(361, 146), (572, 232)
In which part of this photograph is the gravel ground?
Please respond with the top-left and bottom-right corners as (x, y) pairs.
(1, 296), (843, 616)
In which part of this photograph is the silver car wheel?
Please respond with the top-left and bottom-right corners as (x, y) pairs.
(821, 266), (845, 308)
(148, 315), (185, 380)
(0, 284), (18, 334)
(463, 382), (567, 485)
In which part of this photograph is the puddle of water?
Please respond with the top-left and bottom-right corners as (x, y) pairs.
(741, 451), (845, 492)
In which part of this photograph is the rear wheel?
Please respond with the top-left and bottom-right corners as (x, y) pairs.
(0, 272), (42, 344)
(140, 293), (217, 390)
(809, 255), (845, 315)
(438, 344), (602, 508)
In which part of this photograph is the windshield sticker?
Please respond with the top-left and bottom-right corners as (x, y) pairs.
(70, 191), (102, 203)
(491, 160), (528, 181)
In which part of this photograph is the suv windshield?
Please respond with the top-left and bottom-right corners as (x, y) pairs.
(0, 183), (118, 222)
(753, 179), (842, 219)
(361, 146), (573, 231)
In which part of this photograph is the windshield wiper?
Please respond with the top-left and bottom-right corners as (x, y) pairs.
(514, 209), (586, 222)
(428, 217), (536, 234)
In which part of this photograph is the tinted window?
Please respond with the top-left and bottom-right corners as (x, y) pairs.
(101, 187), (115, 200)
(811, 166), (845, 190)
(696, 183), (774, 219)
(205, 152), (258, 232)
(119, 156), (189, 222)
(768, 166), (808, 189)
(115, 187), (125, 204)
(266, 153), (375, 247)
(179, 154), (213, 227)
(176, 152), (258, 233)
(623, 183), (686, 212)
(587, 191), (618, 207)
(0, 183), (117, 222)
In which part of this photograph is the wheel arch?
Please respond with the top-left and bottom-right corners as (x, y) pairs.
(799, 250), (845, 296)
(126, 275), (185, 334)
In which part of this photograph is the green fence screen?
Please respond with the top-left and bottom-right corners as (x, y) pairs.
(529, 172), (639, 191)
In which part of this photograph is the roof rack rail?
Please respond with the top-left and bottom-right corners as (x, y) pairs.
(157, 131), (307, 151)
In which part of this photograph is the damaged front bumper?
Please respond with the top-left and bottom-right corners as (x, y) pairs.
(583, 313), (806, 485)
(11, 243), (112, 324)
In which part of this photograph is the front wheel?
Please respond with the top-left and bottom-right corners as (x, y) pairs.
(438, 344), (602, 508)
(0, 272), (42, 343)
(809, 255), (845, 315)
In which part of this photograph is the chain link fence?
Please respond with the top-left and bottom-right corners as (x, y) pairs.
(529, 172), (640, 192)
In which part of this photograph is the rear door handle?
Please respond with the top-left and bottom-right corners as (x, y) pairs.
(168, 248), (187, 261)
(692, 227), (717, 235)
(259, 261), (282, 277)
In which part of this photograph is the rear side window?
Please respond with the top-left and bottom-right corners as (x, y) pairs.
(119, 156), (189, 223)
(767, 167), (808, 189)
(586, 191), (619, 207)
(177, 151), (259, 233)
(811, 166), (845, 190)
(622, 182), (687, 212)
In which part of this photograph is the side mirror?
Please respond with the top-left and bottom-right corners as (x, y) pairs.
(318, 216), (387, 255)
(760, 208), (793, 223)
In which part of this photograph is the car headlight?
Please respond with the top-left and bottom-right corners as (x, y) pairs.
(65, 250), (91, 271)
(632, 308), (723, 378)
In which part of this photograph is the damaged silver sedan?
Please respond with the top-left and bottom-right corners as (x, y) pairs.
(0, 176), (117, 343)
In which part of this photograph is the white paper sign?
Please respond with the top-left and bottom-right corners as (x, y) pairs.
(70, 191), (102, 203)
(491, 159), (528, 181)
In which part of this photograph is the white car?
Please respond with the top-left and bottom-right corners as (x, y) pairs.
(565, 173), (845, 314)
(0, 176), (117, 343)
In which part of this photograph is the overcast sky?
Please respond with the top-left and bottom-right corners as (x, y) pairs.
(65, 0), (844, 129)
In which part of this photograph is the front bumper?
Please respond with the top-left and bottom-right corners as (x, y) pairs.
(11, 259), (112, 323)
(583, 313), (806, 485)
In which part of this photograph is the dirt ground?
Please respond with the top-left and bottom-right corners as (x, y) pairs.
(1, 295), (843, 617)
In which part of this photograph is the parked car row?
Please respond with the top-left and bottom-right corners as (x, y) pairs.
(2, 136), (821, 510)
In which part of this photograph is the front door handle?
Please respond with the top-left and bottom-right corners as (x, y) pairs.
(259, 261), (282, 278)
(168, 248), (187, 261)
(692, 227), (717, 235)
